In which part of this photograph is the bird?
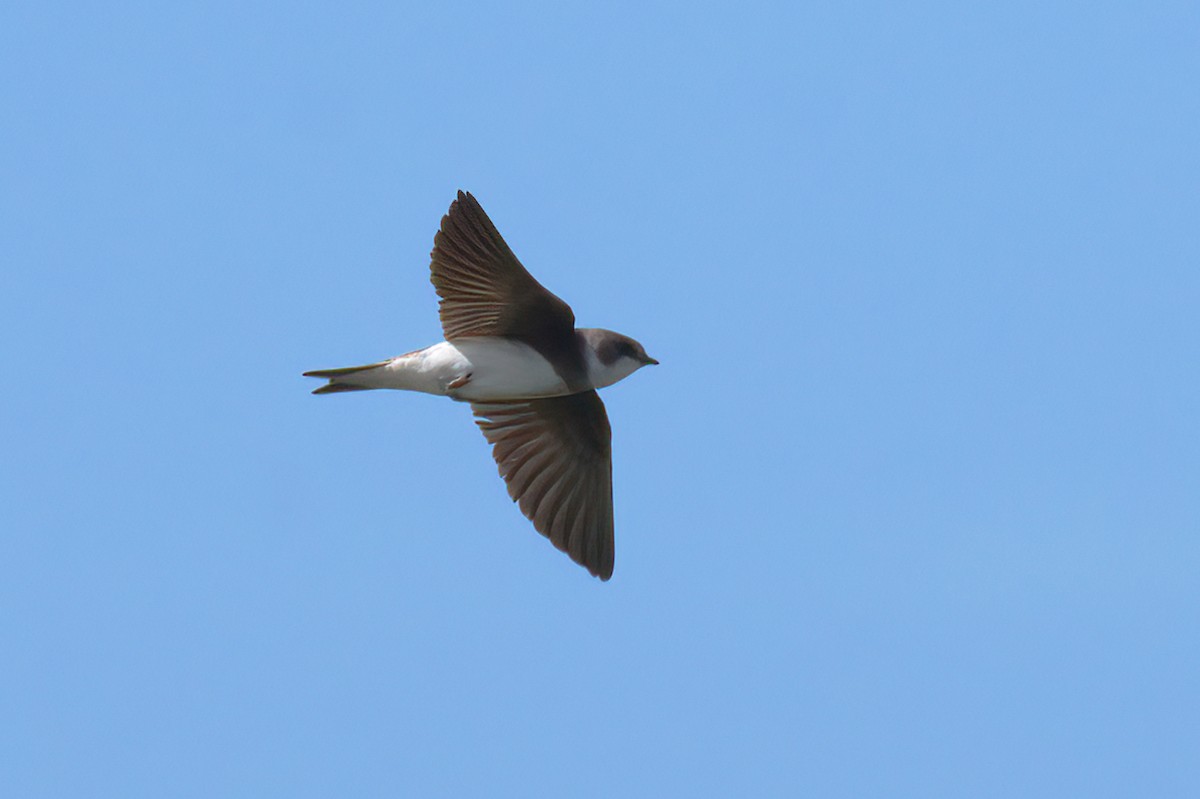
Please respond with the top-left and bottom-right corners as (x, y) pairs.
(304, 191), (657, 581)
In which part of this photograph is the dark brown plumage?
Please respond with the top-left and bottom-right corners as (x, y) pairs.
(472, 392), (615, 580)
(432, 192), (617, 579)
(431, 191), (587, 388)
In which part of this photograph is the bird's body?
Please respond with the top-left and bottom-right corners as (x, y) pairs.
(317, 338), (568, 400)
(305, 191), (655, 580)
(311, 329), (647, 402)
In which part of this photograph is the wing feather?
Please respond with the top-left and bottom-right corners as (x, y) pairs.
(430, 191), (576, 344)
(472, 391), (615, 580)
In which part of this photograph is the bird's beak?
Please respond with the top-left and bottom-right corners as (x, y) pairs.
(643, 355), (659, 366)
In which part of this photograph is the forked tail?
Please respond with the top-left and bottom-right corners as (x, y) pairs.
(303, 360), (391, 395)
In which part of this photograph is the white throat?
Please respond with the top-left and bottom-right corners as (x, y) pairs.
(583, 344), (642, 390)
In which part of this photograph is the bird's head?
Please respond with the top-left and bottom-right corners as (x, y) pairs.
(581, 328), (658, 389)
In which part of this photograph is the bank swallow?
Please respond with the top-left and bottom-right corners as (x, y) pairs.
(305, 191), (657, 580)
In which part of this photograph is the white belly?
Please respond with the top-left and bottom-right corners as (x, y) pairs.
(370, 339), (570, 401)
(450, 338), (571, 400)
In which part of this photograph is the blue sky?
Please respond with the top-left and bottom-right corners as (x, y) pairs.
(3, 1), (1197, 796)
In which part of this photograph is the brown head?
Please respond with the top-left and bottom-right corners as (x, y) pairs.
(578, 328), (658, 389)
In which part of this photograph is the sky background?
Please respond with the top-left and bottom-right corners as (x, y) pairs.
(3, 1), (1198, 796)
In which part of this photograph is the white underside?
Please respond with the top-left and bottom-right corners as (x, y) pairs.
(357, 338), (571, 401)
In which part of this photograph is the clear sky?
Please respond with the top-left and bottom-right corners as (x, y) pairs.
(3, 1), (1197, 796)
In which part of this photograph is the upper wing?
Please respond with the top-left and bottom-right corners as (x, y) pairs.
(430, 191), (576, 343)
(472, 390), (615, 580)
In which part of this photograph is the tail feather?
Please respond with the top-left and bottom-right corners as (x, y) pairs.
(311, 382), (372, 395)
(303, 359), (391, 395)
(302, 360), (391, 379)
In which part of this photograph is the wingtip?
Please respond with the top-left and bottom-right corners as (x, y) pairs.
(453, 190), (483, 214)
(591, 552), (615, 581)
(441, 190), (472, 229)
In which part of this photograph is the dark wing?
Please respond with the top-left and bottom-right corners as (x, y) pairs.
(472, 391), (615, 580)
(431, 191), (576, 342)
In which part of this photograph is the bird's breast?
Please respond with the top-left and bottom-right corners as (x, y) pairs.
(446, 337), (572, 401)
